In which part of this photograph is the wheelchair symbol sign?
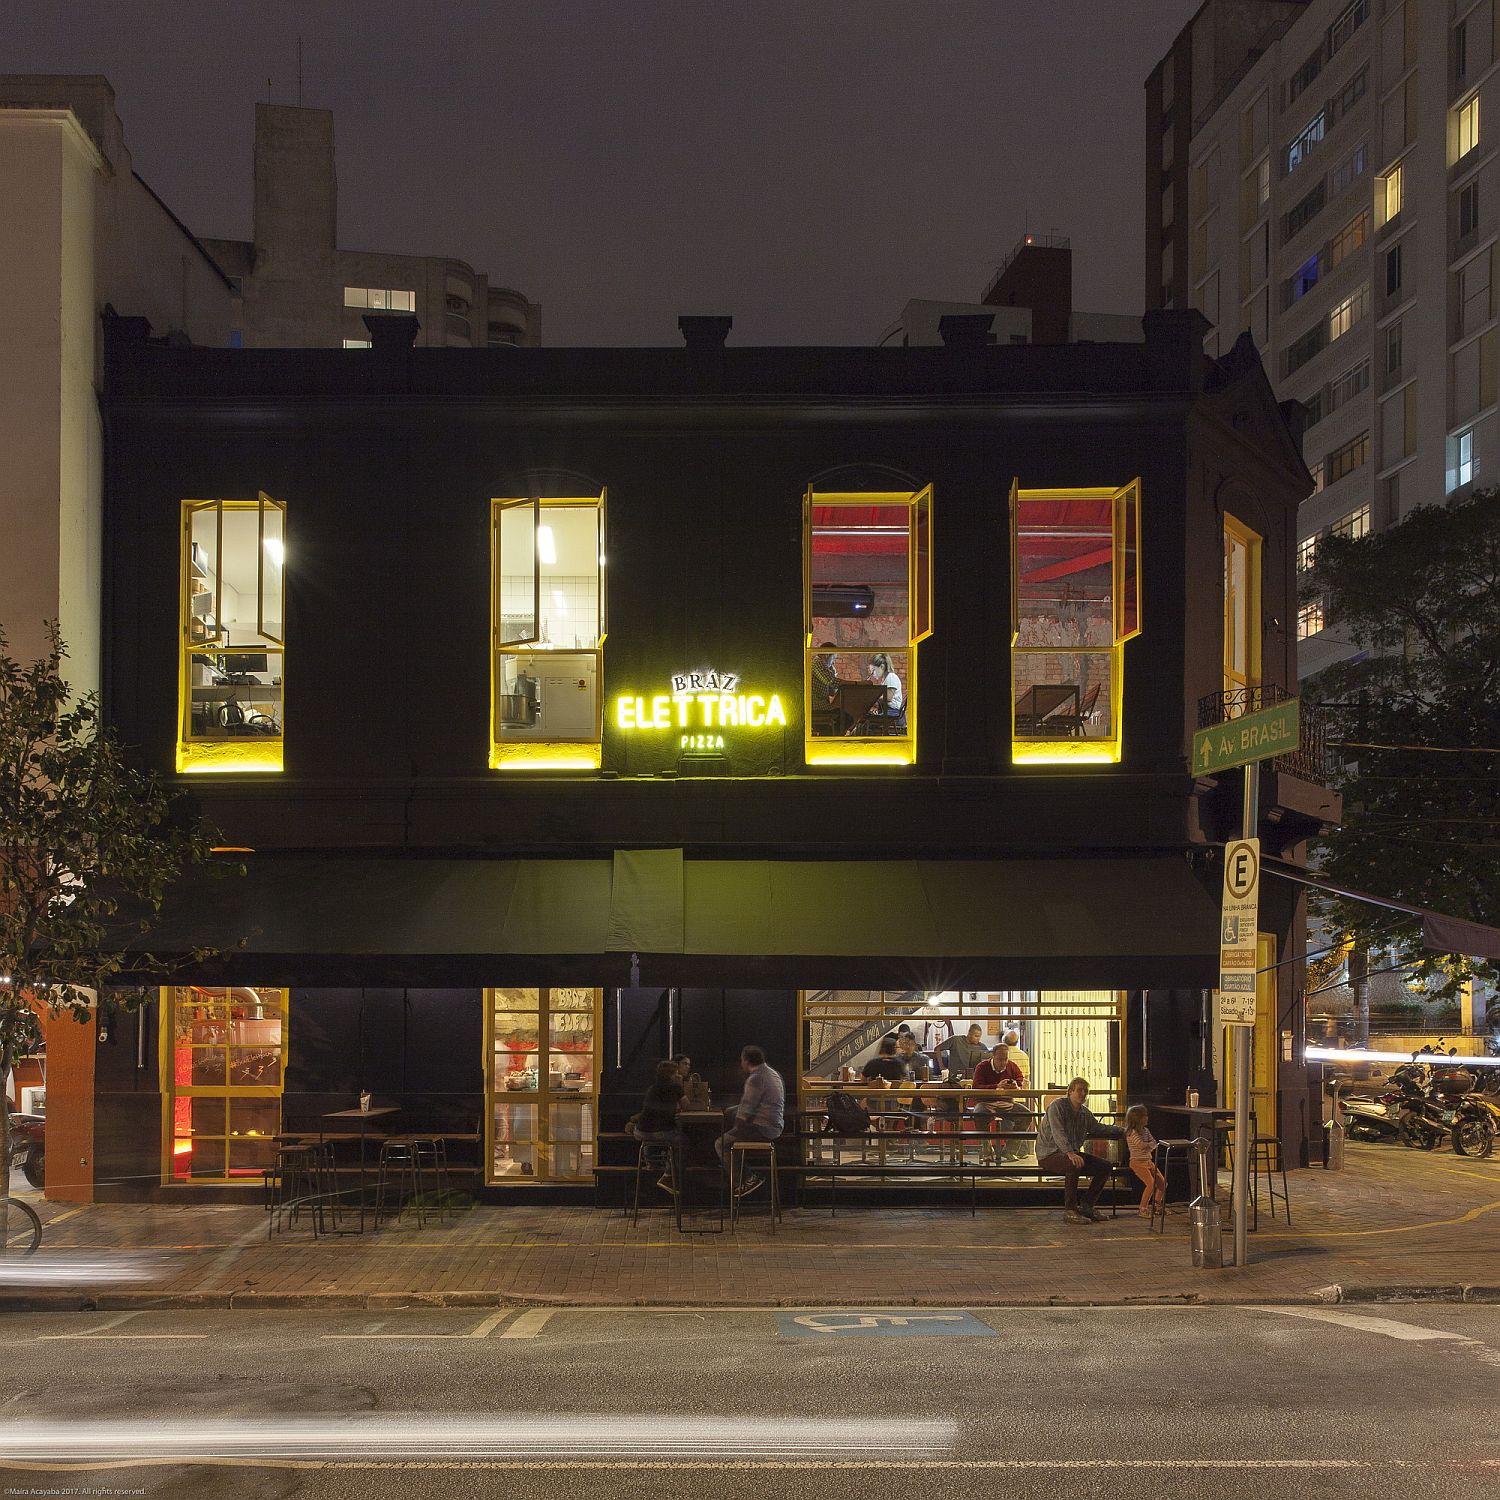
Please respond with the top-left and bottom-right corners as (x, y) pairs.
(777, 1310), (995, 1337)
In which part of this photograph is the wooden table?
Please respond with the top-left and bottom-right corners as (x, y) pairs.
(1151, 1105), (1234, 1201)
(674, 1110), (728, 1233)
(1014, 683), (1079, 735)
(322, 1105), (401, 1232)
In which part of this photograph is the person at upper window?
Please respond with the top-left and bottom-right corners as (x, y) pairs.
(868, 653), (904, 720)
(861, 1036), (908, 1083)
(811, 643), (840, 700)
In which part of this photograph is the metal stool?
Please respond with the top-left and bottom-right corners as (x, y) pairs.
(1150, 1138), (1198, 1233)
(1251, 1132), (1291, 1228)
(630, 1137), (682, 1228)
(402, 1135), (452, 1221)
(374, 1138), (428, 1228)
(729, 1139), (780, 1232)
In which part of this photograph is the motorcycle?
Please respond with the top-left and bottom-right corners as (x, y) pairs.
(1389, 1063), (1456, 1150)
(6, 1113), (44, 1189)
(1451, 1079), (1500, 1157)
(1332, 1081), (1404, 1143)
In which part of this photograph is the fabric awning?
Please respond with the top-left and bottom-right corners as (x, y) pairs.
(133, 851), (1221, 989)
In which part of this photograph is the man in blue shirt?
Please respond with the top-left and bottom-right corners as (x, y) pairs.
(715, 1045), (785, 1198)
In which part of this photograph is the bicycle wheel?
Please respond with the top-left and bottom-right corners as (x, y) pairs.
(0, 1196), (41, 1256)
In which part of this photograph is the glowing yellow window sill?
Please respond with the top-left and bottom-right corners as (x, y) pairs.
(804, 738), (915, 767)
(176, 740), (284, 774)
(1010, 739), (1121, 765)
(491, 741), (602, 772)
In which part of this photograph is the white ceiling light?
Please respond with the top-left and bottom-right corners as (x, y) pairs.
(538, 526), (557, 565)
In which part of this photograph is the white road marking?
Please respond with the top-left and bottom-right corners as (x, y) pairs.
(322, 1309), (516, 1341)
(1251, 1306), (1468, 1342)
(469, 1310), (512, 1338)
(37, 1311), (140, 1339)
(499, 1308), (556, 1339)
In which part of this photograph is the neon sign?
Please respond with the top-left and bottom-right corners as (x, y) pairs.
(614, 668), (787, 744)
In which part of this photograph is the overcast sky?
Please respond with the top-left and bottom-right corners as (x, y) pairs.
(8, 1), (1199, 345)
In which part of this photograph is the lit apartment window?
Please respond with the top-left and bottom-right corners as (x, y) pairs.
(1456, 428), (1476, 488)
(1328, 284), (1369, 342)
(343, 287), (417, 312)
(1329, 210), (1369, 269)
(1460, 181), (1481, 239)
(1327, 0), (1367, 57)
(805, 485), (932, 766)
(1223, 516), (1262, 695)
(1289, 255), (1321, 302)
(179, 495), (285, 774)
(342, 338), (372, 349)
(1327, 430), (1371, 484)
(1258, 158), (1271, 207)
(1297, 600), (1326, 639)
(1379, 164), (1404, 227)
(492, 492), (607, 770)
(1297, 534), (1319, 570)
(1287, 114), (1326, 173)
(1009, 480), (1140, 765)
(1330, 504), (1371, 540)
(163, 986), (287, 1183)
(1457, 96), (1481, 162)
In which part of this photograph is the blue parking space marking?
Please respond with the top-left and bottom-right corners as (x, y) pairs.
(776, 1310), (995, 1337)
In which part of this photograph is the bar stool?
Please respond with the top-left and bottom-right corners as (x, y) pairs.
(374, 1138), (428, 1228)
(1149, 1138), (1198, 1233)
(629, 1137), (683, 1228)
(402, 1135), (452, 1222)
(729, 1140), (780, 1232)
(1251, 1130), (1292, 1228)
(266, 1145), (313, 1238)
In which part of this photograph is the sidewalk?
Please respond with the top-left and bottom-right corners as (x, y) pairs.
(6, 1144), (1499, 1311)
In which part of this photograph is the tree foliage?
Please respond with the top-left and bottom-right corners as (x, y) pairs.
(1305, 489), (1500, 998)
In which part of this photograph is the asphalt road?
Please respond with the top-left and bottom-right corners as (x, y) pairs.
(1, 1303), (1497, 1499)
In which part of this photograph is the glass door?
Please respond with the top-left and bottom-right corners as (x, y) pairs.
(485, 987), (600, 1182)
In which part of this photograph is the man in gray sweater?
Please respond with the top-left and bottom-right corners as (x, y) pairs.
(1036, 1077), (1123, 1224)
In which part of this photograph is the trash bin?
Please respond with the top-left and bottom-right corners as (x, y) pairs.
(1189, 1136), (1223, 1269)
(1324, 1116), (1345, 1172)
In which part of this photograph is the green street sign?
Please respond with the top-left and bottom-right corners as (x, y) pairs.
(1192, 698), (1300, 776)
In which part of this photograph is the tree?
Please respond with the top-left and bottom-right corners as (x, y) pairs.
(0, 626), (221, 1203)
(1304, 489), (1500, 1005)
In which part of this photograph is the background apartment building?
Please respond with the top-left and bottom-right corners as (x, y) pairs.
(203, 104), (540, 351)
(1148, 0), (1491, 677)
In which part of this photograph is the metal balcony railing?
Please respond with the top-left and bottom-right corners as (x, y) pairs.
(1197, 682), (1335, 785)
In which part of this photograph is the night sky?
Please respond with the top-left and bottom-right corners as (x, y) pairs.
(9, 1), (1199, 346)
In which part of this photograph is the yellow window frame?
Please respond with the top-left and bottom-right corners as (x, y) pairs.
(803, 484), (932, 768)
(1009, 480), (1141, 765)
(1222, 513), (1263, 695)
(177, 496), (285, 774)
(484, 986), (603, 1184)
(490, 490), (607, 771)
(159, 985), (289, 1186)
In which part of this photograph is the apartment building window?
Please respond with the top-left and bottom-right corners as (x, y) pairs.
(1287, 324), (1326, 375)
(1329, 359), (1371, 413)
(1382, 384), (1417, 465)
(1328, 284), (1370, 342)
(1304, 388), (1326, 427)
(1290, 255), (1322, 303)
(1242, 92), (1270, 165)
(1284, 182), (1328, 241)
(1330, 209), (1370, 269)
(1009, 481), (1140, 765)
(1386, 321), (1403, 377)
(1331, 142), (1367, 198)
(1327, 430), (1371, 483)
(179, 495), (285, 774)
(1455, 428), (1477, 488)
(1454, 19), (1468, 86)
(343, 287), (416, 312)
(1330, 503), (1372, 541)
(492, 491), (607, 771)
(1379, 163), (1404, 226)
(1297, 600), (1326, 639)
(1288, 49), (1323, 109)
(1223, 516), (1261, 694)
(1385, 242), (1403, 297)
(1297, 534), (1319, 570)
(1287, 113), (1326, 173)
(342, 338), (372, 349)
(1309, 460), (1326, 494)
(1244, 223), (1270, 289)
(1327, 0), (1368, 58)
(1328, 69), (1368, 127)
(1460, 180), (1481, 239)
(1457, 96), (1481, 162)
(1458, 253), (1492, 337)
(806, 485), (932, 766)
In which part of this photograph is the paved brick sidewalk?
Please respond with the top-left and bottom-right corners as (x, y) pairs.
(7, 1144), (1500, 1309)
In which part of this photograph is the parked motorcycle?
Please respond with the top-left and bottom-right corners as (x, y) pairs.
(1333, 1081), (1404, 1143)
(1389, 1063), (1457, 1150)
(6, 1113), (44, 1189)
(1451, 1079), (1500, 1157)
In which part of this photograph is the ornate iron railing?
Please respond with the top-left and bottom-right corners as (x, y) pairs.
(1196, 683), (1334, 785)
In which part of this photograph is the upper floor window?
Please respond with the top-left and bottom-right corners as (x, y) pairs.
(179, 495), (285, 774)
(804, 485), (932, 766)
(1010, 481), (1141, 765)
(1287, 113), (1326, 173)
(1457, 95), (1481, 162)
(1328, 283), (1369, 341)
(343, 286), (416, 312)
(1331, 141), (1367, 198)
(1327, 429), (1371, 483)
(491, 492), (606, 770)
(1330, 503), (1371, 540)
(1329, 209), (1370, 269)
(1297, 534), (1319, 570)
(1297, 599), (1326, 639)
(1223, 515), (1262, 695)
(1378, 162), (1404, 226)
(1327, 0), (1367, 59)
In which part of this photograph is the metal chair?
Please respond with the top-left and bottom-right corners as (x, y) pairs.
(729, 1139), (780, 1232)
(1251, 1131), (1292, 1228)
(373, 1138), (428, 1229)
(629, 1136), (682, 1228)
(1149, 1138), (1199, 1233)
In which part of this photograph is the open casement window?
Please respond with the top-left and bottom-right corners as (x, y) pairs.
(161, 986), (287, 1183)
(485, 987), (601, 1183)
(1009, 481), (1142, 765)
(804, 484), (932, 766)
(1222, 514), (1263, 697)
(178, 497), (286, 774)
(491, 491), (606, 770)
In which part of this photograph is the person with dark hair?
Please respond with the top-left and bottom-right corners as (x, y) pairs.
(861, 1035), (907, 1083)
(935, 1023), (988, 1081)
(867, 653), (904, 725)
(671, 1054), (692, 1080)
(632, 1058), (686, 1196)
(1036, 1077), (1123, 1224)
(714, 1044), (785, 1198)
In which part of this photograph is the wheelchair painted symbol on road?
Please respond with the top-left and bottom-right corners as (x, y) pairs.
(777, 1310), (995, 1337)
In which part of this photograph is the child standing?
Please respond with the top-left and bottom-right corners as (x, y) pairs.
(1123, 1104), (1166, 1218)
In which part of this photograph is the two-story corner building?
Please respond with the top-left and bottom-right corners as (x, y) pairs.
(72, 308), (1337, 1206)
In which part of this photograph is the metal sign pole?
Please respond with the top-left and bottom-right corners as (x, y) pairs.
(1233, 763), (1259, 1271)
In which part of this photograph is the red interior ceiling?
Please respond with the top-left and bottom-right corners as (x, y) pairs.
(1017, 496), (1113, 582)
(811, 505), (911, 555)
